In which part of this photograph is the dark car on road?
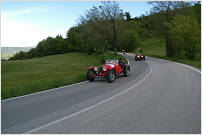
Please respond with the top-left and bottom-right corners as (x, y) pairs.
(135, 54), (145, 61)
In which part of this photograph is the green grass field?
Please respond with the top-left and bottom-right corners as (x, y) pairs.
(2, 52), (126, 99)
(134, 38), (166, 56)
(133, 38), (201, 69)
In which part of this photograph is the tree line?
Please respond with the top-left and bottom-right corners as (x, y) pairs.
(9, 1), (201, 60)
(147, 1), (201, 59)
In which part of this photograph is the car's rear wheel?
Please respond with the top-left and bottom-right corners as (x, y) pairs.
(87, 70), (96, 81)
(107, 70), (115, 82)
(123, 66), (130, 76)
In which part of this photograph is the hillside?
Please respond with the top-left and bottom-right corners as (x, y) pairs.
(1, 47), (33, 60)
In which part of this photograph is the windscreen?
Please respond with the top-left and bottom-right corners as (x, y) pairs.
(106, 59), (118, 64)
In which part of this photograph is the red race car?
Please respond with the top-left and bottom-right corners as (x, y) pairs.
(87, 59), (130, 82)
(135, 53), (145, 61)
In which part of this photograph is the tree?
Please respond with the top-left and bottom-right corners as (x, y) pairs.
(67, 27), (85, 52)
(77, 1), (124, 55)
(125, 12), (131, 21)
(148, 1), (193, 57)
(167, 15), (200, 59)
(56, 35), (68, 54)
(26, 48), (36, 58)
(192, 2), (201, 25)
(14, 51), (26, 60)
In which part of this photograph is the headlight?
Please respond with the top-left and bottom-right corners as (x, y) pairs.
(137, 56), (140, 57)
(94, 67), (98, 71)
(103, 67), (107, 71)
(141, 56), (143, 57)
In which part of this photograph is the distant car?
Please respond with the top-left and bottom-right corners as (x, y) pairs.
(135, 54), (145, 61)
(87, 59), (130, 82)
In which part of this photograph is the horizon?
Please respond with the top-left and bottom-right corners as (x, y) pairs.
(1, 1), (152, 47)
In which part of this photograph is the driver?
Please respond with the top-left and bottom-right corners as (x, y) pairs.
(118, 58), (124, 69)
(138, 47), (143, 54)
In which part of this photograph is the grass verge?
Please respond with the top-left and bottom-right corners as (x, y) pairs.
(2, 52), (126, 100)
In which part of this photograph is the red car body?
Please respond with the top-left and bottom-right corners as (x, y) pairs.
(87, 59), (130, 82)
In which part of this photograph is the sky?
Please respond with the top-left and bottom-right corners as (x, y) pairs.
(1, 1), (152, 47)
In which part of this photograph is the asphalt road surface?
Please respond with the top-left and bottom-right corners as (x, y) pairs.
(2, 53), (201, 134)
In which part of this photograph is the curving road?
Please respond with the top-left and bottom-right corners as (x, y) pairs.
(2, 53), (201, 134)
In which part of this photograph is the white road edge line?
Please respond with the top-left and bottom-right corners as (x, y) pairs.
(2, 81), (88, 102)
(175, 62), (201, 74)
(24, 62), (152, 134)
(126, 52), (200, 74)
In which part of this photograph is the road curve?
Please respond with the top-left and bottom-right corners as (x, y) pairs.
(2, 53), (201, 134)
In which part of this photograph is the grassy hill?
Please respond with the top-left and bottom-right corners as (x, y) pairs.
(134, 38), (166, 56)
(133, 38), (201, 69)
(1, 47), (33, 60)
(2, 52), (126, 99)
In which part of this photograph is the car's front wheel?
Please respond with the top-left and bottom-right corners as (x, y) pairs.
(107, 70), (115, 82)
(87, 70), (96, 81)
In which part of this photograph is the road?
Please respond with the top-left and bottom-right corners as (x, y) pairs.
(2, 53), (201, 134)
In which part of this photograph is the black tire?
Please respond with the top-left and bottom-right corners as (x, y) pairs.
(143, 56), (145, 61)
(123, 66), (130, 76)
(87, 70), (96, 81)
(107, 70), (115, 82)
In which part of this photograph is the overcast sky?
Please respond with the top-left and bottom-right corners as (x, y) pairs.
(1, 1), (152, 47)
